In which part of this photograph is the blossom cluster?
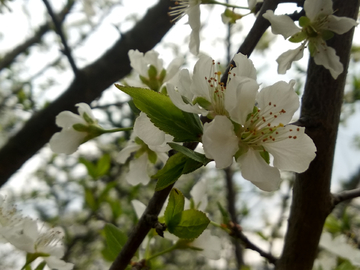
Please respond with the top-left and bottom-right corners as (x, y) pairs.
(0, 195), (73, 269)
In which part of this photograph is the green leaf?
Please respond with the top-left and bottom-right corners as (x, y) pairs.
(34, 261), (46, 270)
(217, 202), (230, 225)
(167, 209), (210, 239)
(115, 85), (202, 142)
(153, 152), (204, 191)
(324, 214), (343, 234)
(101, 223), (128, 262)
(79, 157), (97, 179)
(168, 143), (211, 165)
(96, 154), (111, 177)
(164, 188), (185, 225)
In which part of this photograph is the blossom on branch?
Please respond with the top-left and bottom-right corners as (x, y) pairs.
(263, 0), (357, 79)
(118, 112), (172, 186)
(49, 103), (102, 154)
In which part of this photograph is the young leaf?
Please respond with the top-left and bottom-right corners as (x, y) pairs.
(115, 85), (201, 142)
(164, 188), (185, 226)
(96, 153), (111, 177)
(167, 209), (210, 239)
(101, 223), (128, 261)
(79, 157), (97, 179)
(168, 143), (211, 165)
(153, 152), (204, 191)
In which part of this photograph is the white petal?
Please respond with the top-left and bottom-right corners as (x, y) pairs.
(262, 10), (301, 39)
(232, 53), (257, 80)
(45, 256), (74, 270)
(190, 178), (208, 211)
(313, 44), (343, 79)
(164, 56), (183, 82)
(56, 111), (85, 128)
(190, 230), (221, 260)
(304, 0), (333, 21)
(76, 103), (95, 120)
(225, 77), (258, 125)
(128, 49), (148, 77)
(188, 4), (201, 55)
(131, 200), (146, 219)
(202, 116), (238, 169)
(263, 126), (316, 173)
(191, 55), (213, 101)
(134, 112), (165, 146)
(126, 154), (151, 186)
(49, 130), (86, 154)
(117, 143), (141, 163)
(276, 44), (305, 74)
(324, 15), (357, 35)
(257, 80), (299, 125)
(144, 50), (163, 73)
(237, 148), (281, 191)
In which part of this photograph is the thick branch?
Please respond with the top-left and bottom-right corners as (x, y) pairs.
(0, 0), (174, 185)
(276, 1), (359, 269)
(0, 0), (75, 73)
(42, 0), (78, 75)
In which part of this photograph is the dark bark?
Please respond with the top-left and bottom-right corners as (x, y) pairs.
(276, 1), (359, 269)
(0, 0), (174, 186)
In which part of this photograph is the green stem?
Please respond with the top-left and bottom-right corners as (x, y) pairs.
(101, 127), (133, 134)
(206, 0), (249, 9)
(210, 220), (231, 233)
(146, 245), (178, 261)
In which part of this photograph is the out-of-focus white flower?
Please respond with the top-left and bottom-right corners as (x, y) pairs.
(118, 112), (172, 185)
(184, 178), (208, 212)
(319, 231), (360, 266)
(128, 49), (183, 91)
(167, 53), (258, 118)
(202, 81), (316, 191)
(168, 0), (202, 55)
(188, 230), (221, 260)
(263, 0), (357, 79)
(49, 103), (101, 154)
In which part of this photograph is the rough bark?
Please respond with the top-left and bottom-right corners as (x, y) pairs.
(275, 1), (359, 269)
(0, 0), (174, 186)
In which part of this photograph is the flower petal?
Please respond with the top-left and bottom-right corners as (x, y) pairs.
(76, 103), (95, 120)
(131, 200), (146, 219)
(164, 56), (183, 82)
(49, 130), (86, 154)
(324, 15), (357, 35)
(257, 80), (299, 125)
(313, 43), (343, 79)
(55, 111), (85, 128)
(45, 256), (74, 270)
(202, 116), (239, 169)
(225, 77), (258, 125)
(190, 178), (208, 211)
(144, 50), (163, 73)
(117, 143), (141, 163)
(128, 49), (148, 77)
(232, 53), (257, 80)
(191, 55), (213, 101)
(126, 153), (151, 185)
(188, 4), (201, 55)
(237, 148), (281, 191)
(276, 44), (305, 74)
(190, 230), (221, 260)
(134, 112), (166, 146)
(263, 126), (316, 173)
(304, 0), (333, 21)
(262, 10), (301, 39)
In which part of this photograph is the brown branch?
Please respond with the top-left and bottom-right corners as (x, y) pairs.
(332, 188), (360, 206)
(0, 0), (75, 73)
(275, 1), (360, 269)
(0, 0), (174, 185)
(42, 0), (78, 76)
(230, 225), (278, 265)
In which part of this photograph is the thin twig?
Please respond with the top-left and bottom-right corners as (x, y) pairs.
(42, 0), (78, 76)
(332, 188), (360, 206)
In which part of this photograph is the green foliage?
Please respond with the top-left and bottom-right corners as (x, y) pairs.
(79, 154), (111, 179)
(101, 223), (128, 262)
(164, 188), (185, 225)
(115, 85), (203, 142)
(168, 143), (211, 165)
(153, 152), (204, 191)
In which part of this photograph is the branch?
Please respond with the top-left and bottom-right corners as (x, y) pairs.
(332, 188), (360, 206)
(230, 224), (278, 265)
(0, 0), (75, 73)
(42, 0), (78, 76)
(0, 0), (174, 185)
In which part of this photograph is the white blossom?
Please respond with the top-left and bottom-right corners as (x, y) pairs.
(168, 0), (202, 55)
(263, 0), (357, 79)
(202, 81), (316, 191)
(49, 103), (100, 154)
(118, 112), (172, 185)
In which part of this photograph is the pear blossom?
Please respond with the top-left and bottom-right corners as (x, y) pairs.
(167, 53), (258, 118)
(118, 112), (172, 185)
(49, 103), (101, 154)
(128, 49), (183, 91)
(202, 81), (316, 191)
(168, 0), (202, 55)
(263, 0), (357, 79)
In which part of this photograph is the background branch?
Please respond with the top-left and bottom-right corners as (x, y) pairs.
(333, 188), (360, 206)
(0, 0), (75, 73)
